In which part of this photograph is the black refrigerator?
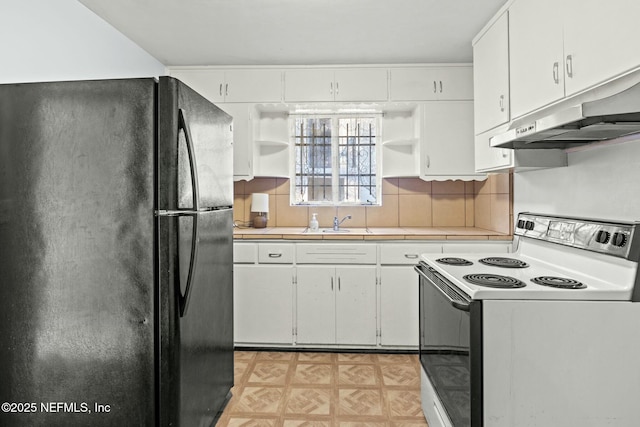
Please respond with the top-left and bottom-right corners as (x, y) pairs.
(0, 77), (234, 426)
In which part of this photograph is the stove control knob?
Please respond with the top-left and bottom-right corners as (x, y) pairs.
(595, 230), (610, 244)
(525, 221), (535, 230)
(517, 219), (526, 229)
(612, 232), (628, 247)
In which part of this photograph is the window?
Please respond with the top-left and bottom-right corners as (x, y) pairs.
(291, 115), (381, 206)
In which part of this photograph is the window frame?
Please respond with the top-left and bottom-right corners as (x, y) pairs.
(289, 114), (382, 207)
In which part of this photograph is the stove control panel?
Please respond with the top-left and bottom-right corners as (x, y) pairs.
(515, 213), (640, 260)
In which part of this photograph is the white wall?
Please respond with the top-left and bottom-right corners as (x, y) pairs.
(0, 0), (165, 83)
(513, 135), (640, 221)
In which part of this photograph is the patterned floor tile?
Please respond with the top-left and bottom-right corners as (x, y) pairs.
(338, 422), (390, 427)
(283, 420), (332, 427)
(297, 352), (336, 363)
(337, 353), (378, 364)
(338, 365), (378, 386)
(224, 417), (278, 427)
(235, 361), (250, 383)
(256, 351), (296, 361)
(338, 389), (384, 416)
(285, 388), (332, 415)
(232, 387), (285, 414)
(292, 363), (333, 385)
(235, 351), (258, 361)
(390, 421), (428, 427)
(379, 365), (420, 387)
(386, 390), (423, 418)
(248, 362), (291, 385)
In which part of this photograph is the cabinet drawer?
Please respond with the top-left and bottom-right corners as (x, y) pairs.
(258, 243), (295, 263)
(380, 243), (442, 265)
(296, 244), (377, 264)
(234, 242), (257, 264)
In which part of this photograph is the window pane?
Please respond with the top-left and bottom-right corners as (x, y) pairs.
(338, 118), (377, 204)
(294, 118), (332, 203)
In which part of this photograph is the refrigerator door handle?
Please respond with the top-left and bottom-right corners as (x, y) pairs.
(178, 108), (200, 212)
(179, 213), (199, 317)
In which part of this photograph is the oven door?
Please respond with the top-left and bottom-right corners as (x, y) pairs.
(415, 262), (483, 427)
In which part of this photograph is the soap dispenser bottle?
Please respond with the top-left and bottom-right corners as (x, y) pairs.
(310, 213), (319, 232)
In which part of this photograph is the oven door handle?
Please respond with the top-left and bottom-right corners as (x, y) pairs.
(415, 265), (471, 312)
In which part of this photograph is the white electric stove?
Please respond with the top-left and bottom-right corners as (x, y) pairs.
(416, 213), (640, 427)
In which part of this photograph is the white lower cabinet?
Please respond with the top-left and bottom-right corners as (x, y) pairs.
(380, 267), (419, 347)
(296, 265), (377, 346)
(234, 264), (294, 344)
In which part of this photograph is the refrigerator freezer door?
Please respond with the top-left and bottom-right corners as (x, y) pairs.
(157, 209), (234, 426)
(158, 76), (234, 211)
(0, 79), (157, 426)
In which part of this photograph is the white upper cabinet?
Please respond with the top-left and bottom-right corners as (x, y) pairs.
(562, 0), (640, 97)
(218, 103), (254, 180)
(472, 11), (510, 134)
(169, 68), (283, 103)
(390, 66), (473, 101)
(284, 68), (388, 102)
(508, 0), (640, 119)
(421, 101), (485, 180)
(508, 0), (565, 118)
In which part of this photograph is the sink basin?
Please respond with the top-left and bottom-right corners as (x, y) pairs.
(304, 228), (370, 234)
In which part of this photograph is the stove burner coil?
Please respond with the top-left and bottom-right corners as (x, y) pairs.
(436, 257), (473, 266)
(463, 274), (526, 288)
(479, 257), (530, 268)
(531, 276), (586, 289)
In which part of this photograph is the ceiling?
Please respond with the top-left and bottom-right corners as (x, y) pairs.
(78, 0), (506, 67)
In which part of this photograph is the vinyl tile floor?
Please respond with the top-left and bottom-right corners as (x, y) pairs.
(216, 350), (429, 427)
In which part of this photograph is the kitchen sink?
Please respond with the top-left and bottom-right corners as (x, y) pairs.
(303, 228), (371, 234)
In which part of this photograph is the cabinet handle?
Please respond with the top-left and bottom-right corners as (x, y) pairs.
(425, 155), (430, 169)
(335, 81), (339, 95)
(225, 83), (229, 97)
(566, 54), (574, 78)
(331, 277), (334, 290)
(268, 253), (282, 258)
(404, 254), (419, 259)
(433, 81), (437, 93)
(330, 82), (333, 95)
(553, 62), (559, 84)
(439, 80), (443, 93)
(499, 94), (505, 112)
(338, 277), (341, 291)
(501, 149), (509, 159)
(219, 83), (223, 97)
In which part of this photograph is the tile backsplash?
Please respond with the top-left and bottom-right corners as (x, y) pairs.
(234, 175), (512, 234)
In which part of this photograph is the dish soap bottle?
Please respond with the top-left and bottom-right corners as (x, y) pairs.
(310, 213), (319, 232)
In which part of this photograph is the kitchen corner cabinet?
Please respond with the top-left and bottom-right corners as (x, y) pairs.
(233, 264), (294, 344)
(284, 68), (388, 102)
(421, 101), (485, 180)
(472, 11), (510, 134)
(169, 68), (283, 103)
(296, 265), (377, 346)
(389, 66), (473, 101)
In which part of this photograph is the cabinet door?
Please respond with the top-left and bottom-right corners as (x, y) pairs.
(509, 0), (565, 118)
(422, 101), (482, 178)
(437, 67), (473, 101)
(219, 103), (253, 180)
(296, 266), (336, 344)
(474, 129), (513, 173)
(224, 69), (283, 103)
(169, 69), (226, 103)
(390, 67), (439, 101)
(334, 69), (388, 102)
(335, 266), (377, 345)
(234, 265), (293, 344)
(563, 0), (640, 96)
(473, 11), (510, 134)
(284, 69), (335, 102)
(380, 267), (419, 347)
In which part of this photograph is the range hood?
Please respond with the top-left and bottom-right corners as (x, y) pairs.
(491, 80), (640, 149)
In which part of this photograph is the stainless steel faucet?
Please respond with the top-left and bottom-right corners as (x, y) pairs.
(333, 215), (352, 231)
